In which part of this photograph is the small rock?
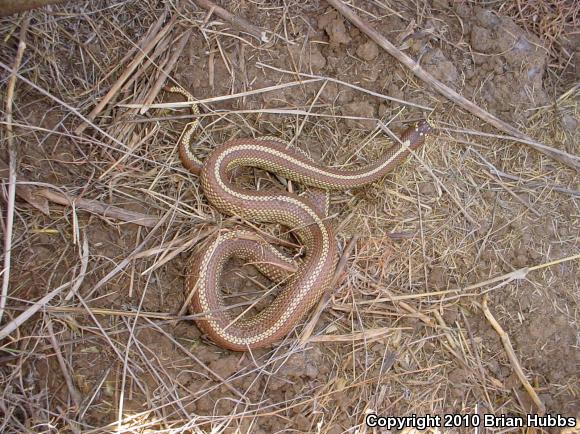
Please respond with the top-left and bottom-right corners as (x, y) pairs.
(309, 46), (327, 72)
(337, 88), (355, 104)
(327, 18), (351, 44)
(422, 48), (458, 88)
(342, 100), (376, 129)
(432, 0), (450, 8)
(209, 355), (239, 378)
(295, 414), (311, 431)
(378, 103), (388, 118)
(387, 83), (404, 100)
(443, 306), (460, 325)
(195, 395), (214, 413)
(513, 253), (528, 268)
(475, 8), (500, 28)
(305, 362), (319, 379)
(318, 11), (351, 45)
(317, 10), (334, 30)
(356, 40), (379, 61)
(448, 368), (468, 385)
(455, 3), (472, 18)
(429, 266), (447, 289)
(419, 182), (437, 196)
(561, 114), (578, 135)
(470, 26), (495, 52)
(362, 66), (380, 82)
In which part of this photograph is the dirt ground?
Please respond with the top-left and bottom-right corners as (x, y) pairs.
(0, 0), (578, 432)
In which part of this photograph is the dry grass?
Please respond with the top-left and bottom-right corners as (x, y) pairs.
(0, 0), (578, 433)
(498, 0), (579, 76)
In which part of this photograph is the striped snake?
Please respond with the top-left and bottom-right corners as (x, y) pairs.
(169, 86), (432, 351)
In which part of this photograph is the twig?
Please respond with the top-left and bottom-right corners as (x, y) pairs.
(96, 7), (170, 93)
(0, 16), (29, 325)
(64, 234), (90, 301)
(481, 295), (546, 414)
(359, 253), (580, 306)
(45, 317), (83, 407)
(472, 149), (580, 197)
(492, 170), (580, 197)
(119, 78), (323, 109)
(307, 326), (397, 343)
(144, 318), (249, 403)
(193, 0), (269, 43)
(81, 210), (173, 300)
(0, 282), (70, 341)
(139, 29), (192, 115)
(0, 60), (130, 151)
(380, 122), (479, 227)
(118, 29), (174, 100)
(0, 232), (89, 340)
(74, 12), (178, 134)
(528, 253), (580, 271)
(326, 0), (580, 171)
(460, 309), (493, 408)
(366, 282), (436, 327)
(0, 160), (160, 227)
(24, 305), (200, 320)
(36, 188), (160, 227)
(446, 125), (580, 165)
(256, 62), (433, 111)
(77, 367), (111, 421)
(481, 171), (541, 217)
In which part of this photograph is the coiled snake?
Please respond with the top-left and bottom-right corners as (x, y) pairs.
(170, 87), (432, 351)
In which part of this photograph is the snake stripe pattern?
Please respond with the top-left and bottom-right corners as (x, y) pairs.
(170, 87), (432, 351)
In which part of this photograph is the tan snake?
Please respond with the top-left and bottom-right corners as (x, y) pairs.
(170, 87), (432, 351)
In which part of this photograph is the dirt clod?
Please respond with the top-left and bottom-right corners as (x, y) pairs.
(463, 7), (548, 123)
(342, 100), (376, 129)
(422, 48), (458, 88)
(357, 40), (379, 61)
(319, 10), (351, 45)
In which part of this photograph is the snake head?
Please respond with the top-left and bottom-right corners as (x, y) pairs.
(414, 120), (433, 137)
(399, 119), (433, 149)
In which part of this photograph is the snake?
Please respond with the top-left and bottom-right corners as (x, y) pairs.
(169, 86), (432, 351)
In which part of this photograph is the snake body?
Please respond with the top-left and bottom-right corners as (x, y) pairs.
(171, 87), (432, 351)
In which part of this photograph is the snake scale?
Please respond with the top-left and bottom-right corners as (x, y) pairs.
(170, 87), (432, 351)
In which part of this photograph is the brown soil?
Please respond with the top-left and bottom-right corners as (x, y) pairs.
(0, 0), (578, 433)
